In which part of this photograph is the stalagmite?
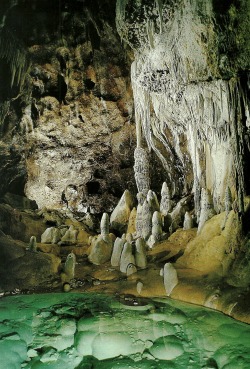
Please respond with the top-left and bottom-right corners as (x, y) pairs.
(120, 241), (136, 274)
(160, 182), (174, 215)
(110, 189), (134, 233)
(136, 192), (146, 237)
(134, 147), (150, 196)
(135, 237), (147, 269)
(163, 263), (178, 296)
(170, 196), (191, 233)
(152, 211), (163, 240)
(41, 227), (61, 244)
(27, 236), (37, 252)
(88, 213), (114, 265)
(100, 213), (110, 242)
(198, 188), (216, 233)
(147, 190), (160, 212)
(59, 225), (78, 245)
(88, 234), (113, 265)
(126, 232), (133, 243)
(111, 235), (126, 267)
(183, 211), (193, 230)
(64, 252), (76, 281)
(148, 211), (163, 248)
(142, 200), (153, 240)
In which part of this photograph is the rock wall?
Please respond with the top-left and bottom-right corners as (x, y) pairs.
(116, 0), (250, 216)
(0, 0), (137, 213)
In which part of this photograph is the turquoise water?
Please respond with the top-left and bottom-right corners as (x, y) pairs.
(0, 293), (250, 368)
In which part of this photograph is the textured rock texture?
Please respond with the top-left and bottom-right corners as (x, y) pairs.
(117, 0), (250, 216)
(0, 0), (136, 213)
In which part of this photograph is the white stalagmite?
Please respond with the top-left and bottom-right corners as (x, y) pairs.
(163, 263), (178, 296)
(142, 200), (153, 240)
(64, 252), (76, 280)
(135, 237), (147, 269)
(198, 188), (216, 233)
(134, 147), (150, 196)
(100, 213), (110, 242)
(59, 225), (78, 245)
(152, 211), (163, 240)
(183, 211), (193, 230)
(41, 227), (61, 244)
(111, 235), (126, 267)
(147, 190), (160, 212)
(120, 242), (136, 274)
(110, 189), (134, 232)
(160, 182), (173, 215)
(136, 192), (146, 237)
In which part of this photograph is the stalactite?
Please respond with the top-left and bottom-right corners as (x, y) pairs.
(0, 28), (29, 91)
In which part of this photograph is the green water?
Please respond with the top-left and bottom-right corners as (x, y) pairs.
(0, 293), (249, 368)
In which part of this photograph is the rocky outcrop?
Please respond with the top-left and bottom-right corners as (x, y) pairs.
(0, 0), (137, 214)
(0, 231), (61, 291)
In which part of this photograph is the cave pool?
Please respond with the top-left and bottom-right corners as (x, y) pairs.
(0, 293), (250, 368)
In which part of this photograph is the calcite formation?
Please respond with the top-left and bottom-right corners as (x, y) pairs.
(160, 182), (173, 215)
(162, 262), (178, 296)
(111, 234), (126, 267)
(63, 252), (76, 281)
(110, 189), (134, 233)
(120, 241), (136, 274)
(135, 237), (147, 269)
(133, 147), (150, 195)
(116, 0), (250, 218)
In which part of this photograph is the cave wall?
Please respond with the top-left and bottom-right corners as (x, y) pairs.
(0, 0), (137, 213)
(116, 0), (250, 216)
